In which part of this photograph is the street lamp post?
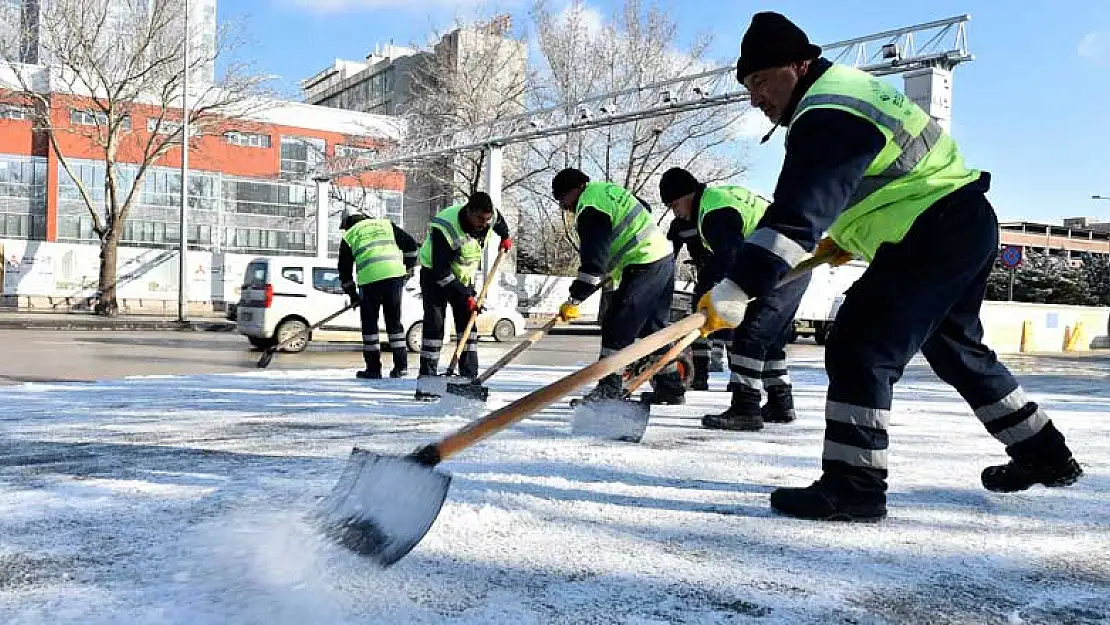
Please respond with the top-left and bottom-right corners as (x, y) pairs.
(178, 0), (190, 323)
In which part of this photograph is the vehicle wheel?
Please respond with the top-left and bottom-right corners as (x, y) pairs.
(814, 322), (830, 346)
(406, 321), (423, 353)
(492, 319), (515, 342)
(275, 318), (310, 353)
(247, 336), (275, 351)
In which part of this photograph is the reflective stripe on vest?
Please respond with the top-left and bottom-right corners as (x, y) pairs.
(343, 218), (405, 285)
(417, 203), (494, 286)
(788, 64), (980, 261)
(697, 185), (768, 253)
(574, 182), (671, 287)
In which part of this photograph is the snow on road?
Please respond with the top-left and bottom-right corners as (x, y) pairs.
(1, 352), (1108, 624)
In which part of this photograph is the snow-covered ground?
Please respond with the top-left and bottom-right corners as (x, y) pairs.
(1, 351), (1108, 624)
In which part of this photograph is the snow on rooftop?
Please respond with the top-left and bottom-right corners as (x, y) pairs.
(243, 99), (403, 141)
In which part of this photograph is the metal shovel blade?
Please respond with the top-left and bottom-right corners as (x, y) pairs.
(570, 398), (650, 443)
(444, 380), (489, 402)
(318, 447), (451, 567)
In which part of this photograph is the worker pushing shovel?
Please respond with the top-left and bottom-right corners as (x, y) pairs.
(571, 249), (836, 443)
(412, 192), (513, 401)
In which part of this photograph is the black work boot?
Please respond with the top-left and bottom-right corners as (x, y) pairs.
(761, 384), (797, 424)
(641, 370), (686, 405)
(571, 373), (624, 407)
(770, 477), (887, 522)
(981, 457), (1083, 493)
(702, 386), (762, 431)
(690, 373), (709, 392)
(358, 352), (382, 379)
(389, 349), (408, 378)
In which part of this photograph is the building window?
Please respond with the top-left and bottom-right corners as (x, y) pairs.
(280, 135), (326, 180)
(0, 154), (48, 240)
(224, 131), (271, 148)
(70, 109), (130, 130)
(0, 104), (32, 121)
(335, 144), (375, 159)
(147, 118), (197, 137)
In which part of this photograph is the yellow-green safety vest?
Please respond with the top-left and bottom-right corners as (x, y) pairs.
(788, 64), (981, 262)
(697, 185), (768, 253)
(343, 218), (405, 285)
(575, 182), (671, 287)
(417, 204), (494, 286)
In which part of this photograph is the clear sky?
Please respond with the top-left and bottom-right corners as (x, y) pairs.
(219, 0), (1110, 224)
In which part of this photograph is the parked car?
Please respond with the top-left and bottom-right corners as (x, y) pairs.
(235, 257), (526, 353)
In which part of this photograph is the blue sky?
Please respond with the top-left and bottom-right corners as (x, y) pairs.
(220, 0), (1110, 223)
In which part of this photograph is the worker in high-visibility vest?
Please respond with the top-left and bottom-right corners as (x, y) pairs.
(666, 214), (730, 387)
(415, 191), (511, 399)
(339, 213), (419, 379)
(697, 11), (1081, 521)
(660, 167), (810, 430)
(552, 167), (685, 406)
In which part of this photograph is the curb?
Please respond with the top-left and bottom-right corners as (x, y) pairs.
(0, 318), (237, 332)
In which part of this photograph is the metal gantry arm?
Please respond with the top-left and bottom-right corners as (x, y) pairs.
(317, 15), (973, 179)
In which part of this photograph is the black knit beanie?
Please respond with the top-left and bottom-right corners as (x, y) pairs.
(551, 168), (590, 199)
(659, 168), (701, 205)
(735, 12), (822, 82)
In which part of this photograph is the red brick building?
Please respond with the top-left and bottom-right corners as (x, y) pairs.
(0, 88), (404, 258)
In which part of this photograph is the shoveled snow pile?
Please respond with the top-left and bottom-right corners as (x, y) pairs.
(1, 352), (1107, 624)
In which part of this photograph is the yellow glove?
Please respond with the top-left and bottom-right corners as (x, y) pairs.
(558, 301), (580, 322)
(696, 280), (750, 337)
(815, 237), (854, 267)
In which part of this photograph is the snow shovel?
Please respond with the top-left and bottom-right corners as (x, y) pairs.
(317, 311), (706, 567)
(444, 276), (615, 402)
(415, 247), (507, 401)
(570, 328), (701, 443)
(256, 302), (357, 368)
(445, 313), (561, 402)
(568, 247), (840, 442)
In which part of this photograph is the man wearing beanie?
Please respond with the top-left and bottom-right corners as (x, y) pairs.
(414, 191), (512, 400)
(696, 11), (1082, 521)
(552, 167), (687, 405)
(660, 167), (810, 430)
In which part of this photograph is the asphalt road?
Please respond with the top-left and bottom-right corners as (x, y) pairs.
(5, 328), (803, 384)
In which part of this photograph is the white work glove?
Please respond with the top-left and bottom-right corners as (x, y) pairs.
(696, 279), (751, 337)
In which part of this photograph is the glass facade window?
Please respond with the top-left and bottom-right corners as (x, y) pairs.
(0, 104), (32, 120)
(326, 186), (403, 256)
(224, 131), (271, 148)
(70, 109), (130, 130)
(279, 135), (326, 181)
(0, 154), (47, 239)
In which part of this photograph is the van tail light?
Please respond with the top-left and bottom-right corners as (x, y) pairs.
(263, 284), (273, 308)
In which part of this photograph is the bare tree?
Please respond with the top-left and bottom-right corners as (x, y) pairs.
(402, 14), (533, 206)
(0, 0), (269, 315)
(514, 0), (754, 273)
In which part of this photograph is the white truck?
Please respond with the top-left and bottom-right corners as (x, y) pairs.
(790, 260), (868, 344)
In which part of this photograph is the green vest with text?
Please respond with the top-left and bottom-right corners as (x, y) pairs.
(697, 186), (768, 253)
(575, 182), (671, 287)
(417, 204), (494, 286)
(787, 64), (981, 261)
(343, 218), (405, 285)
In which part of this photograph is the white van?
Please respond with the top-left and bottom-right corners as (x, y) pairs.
(235, 257), (526, 353)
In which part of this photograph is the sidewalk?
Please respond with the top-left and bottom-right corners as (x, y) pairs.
(0, 310), (236, 332)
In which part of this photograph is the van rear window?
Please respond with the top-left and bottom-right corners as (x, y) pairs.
(243, 261), (268, 287)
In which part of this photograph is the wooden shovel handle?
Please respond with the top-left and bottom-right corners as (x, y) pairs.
(622, 329), (701, 394)
(446, 247), (507, 375)
(476, 313), (560, 384)
(432, 312), (707, 461)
